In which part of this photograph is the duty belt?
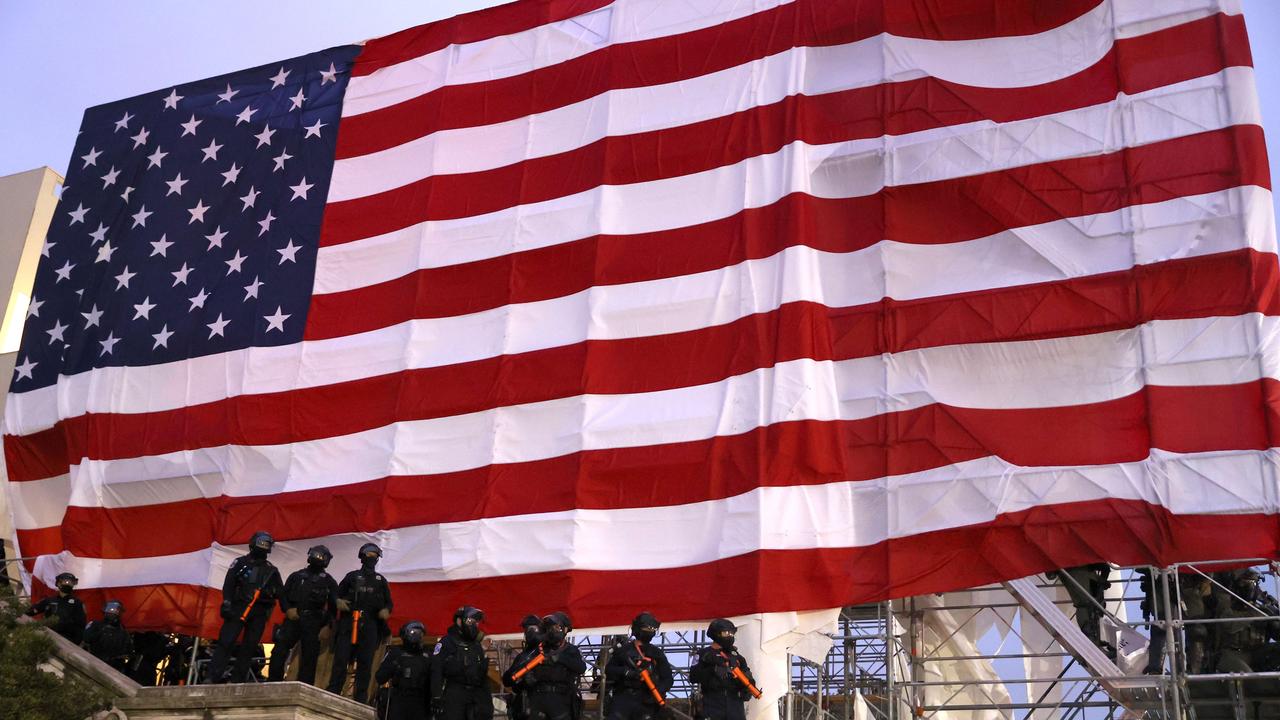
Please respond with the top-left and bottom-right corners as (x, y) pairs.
(532, 682), (575, 694)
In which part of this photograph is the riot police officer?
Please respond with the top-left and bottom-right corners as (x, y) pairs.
(208, 530), (284, 683)
(502, 614), (544, 720)
(431, 606), (492, 720)
(1180, 573), (1212, 674)
(1049, 564), (1114, 657)
(84, 599), (133, 673)
(268, 544), (339, 685)
(26, 571), (86, 644)
(690, 619), (758, 720)
(327, 543), (394, 704)
(377, 621), (432, 720)
(606, 612), (673, 720)
(1214, 569), (1280, 672)
(515, 612), (586, 720)
(1136, 568), (1169, 674)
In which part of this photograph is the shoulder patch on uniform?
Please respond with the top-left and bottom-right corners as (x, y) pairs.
(67, 599), (77, 604)
(433, 642), (443, 655)
(376, 575), (384, 581)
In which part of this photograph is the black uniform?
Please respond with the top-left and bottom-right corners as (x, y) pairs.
(268, 566), (338, 684)
(84, 618), (134, 673)
(378, 645), (432, 720)
(1137, 568), (1169, 674)
(520, 641), (586, 720)
(690, 647), (757, 720)
(606, 638), (674, 720)
(207, 553), (283, 683)
(431, 625), (493, 720)
(1050, 564), (1113, 656)
(130, 632), (170, 685)
(503, 638), (542, 720)
(26, 593), (87, 645)
(327, 568), (394, 702)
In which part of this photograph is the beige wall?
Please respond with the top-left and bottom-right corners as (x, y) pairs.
(0, 167), (61, 579)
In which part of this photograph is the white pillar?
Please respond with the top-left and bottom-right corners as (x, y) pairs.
(730, 608), (841, 720)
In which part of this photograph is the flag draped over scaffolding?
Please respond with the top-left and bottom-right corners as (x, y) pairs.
(3, 0), (1278, 635)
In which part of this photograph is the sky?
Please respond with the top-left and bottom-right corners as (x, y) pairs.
(3, 1), (1280, 181)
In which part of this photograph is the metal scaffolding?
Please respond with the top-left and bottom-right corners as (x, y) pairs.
(483, 561), (1280, 720)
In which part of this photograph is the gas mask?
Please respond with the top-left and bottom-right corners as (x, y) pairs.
(454, 606), (484, 641)
(358, 543), (382, 571)
(632, 612), (660, 644)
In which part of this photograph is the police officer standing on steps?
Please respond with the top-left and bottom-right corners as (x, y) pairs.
(84, 599), (133, 673)
(431, 606), (492, 720)
(606, 612), (673, 720)
(1136, 568), (1169, 675)
(26, 571), (86, 645)
(268, 544), (339, 685)
(503, 614), (544, 720)
(691, 619), (759, 720)
(1048, 564), (1115, 658)
(328, 543), (394, 704)
(208, 531), (283, 683)
(516, 612), (587, 720)
(377, 620), (432, 720)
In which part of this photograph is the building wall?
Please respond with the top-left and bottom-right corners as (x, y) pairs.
(0, 167), (62, 582)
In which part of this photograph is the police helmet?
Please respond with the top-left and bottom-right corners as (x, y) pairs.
(541, 611), (572, 633)
(249, 530), (275, 553)
(358, 543), (382, 561)
(400, 620), (426, 647)
(103, 600), (124, 618)
(306, 545), (333, 568)
(707, 618), (737, 645)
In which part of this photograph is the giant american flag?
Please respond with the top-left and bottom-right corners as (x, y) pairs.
(4, 0), (1279, 636)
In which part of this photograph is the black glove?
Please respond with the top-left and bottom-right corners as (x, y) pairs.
(220, 601), (234, 620)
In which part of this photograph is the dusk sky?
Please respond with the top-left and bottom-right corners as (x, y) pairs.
(3, 1), (1279, 186)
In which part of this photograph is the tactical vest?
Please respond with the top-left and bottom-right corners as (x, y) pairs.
(347, 571), (387, 612)
(234, 560), (275, 604)
(440, 637), (489, 685)
(395, 651), (431, 690)
(288, 570), (331, 612)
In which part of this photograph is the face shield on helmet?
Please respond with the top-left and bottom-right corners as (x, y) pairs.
(708, 618), (737, 649)
(521, 614), (543, 645)
(454, 606), (484, 641)
(400, 621), (426, 650)
(358, 543), (382, 569)
(249, 530), (275, 557)
(306, 545), (333, 570)
(541, 612), (572, 645)
(54, 572), (78, 594)
(632, 612), (660, 644)
(103, 600), (124, 623)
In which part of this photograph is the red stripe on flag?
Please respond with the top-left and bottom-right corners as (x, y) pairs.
(39, 499), (1280, 637)
(8, 245), (1279, 488)
(336, 0), (1107, 159)
(322, 13), (1251, 245)
(24, 376), (1280, 561)
(313, 124), (1270, 338)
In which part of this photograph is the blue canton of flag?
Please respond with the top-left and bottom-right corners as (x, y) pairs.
(11, 45), (360, 391)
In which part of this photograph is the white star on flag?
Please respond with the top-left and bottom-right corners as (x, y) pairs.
(264, 306), (291, 332)
(81, 304), (104, 327)
(162, 88), (182, 110)
(207, 314), (231, 338)
(133, 297), (157, 320)
(152, 325), (174, 349)
(290, 178), (314, 201)
(14, 357), (36, 380)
